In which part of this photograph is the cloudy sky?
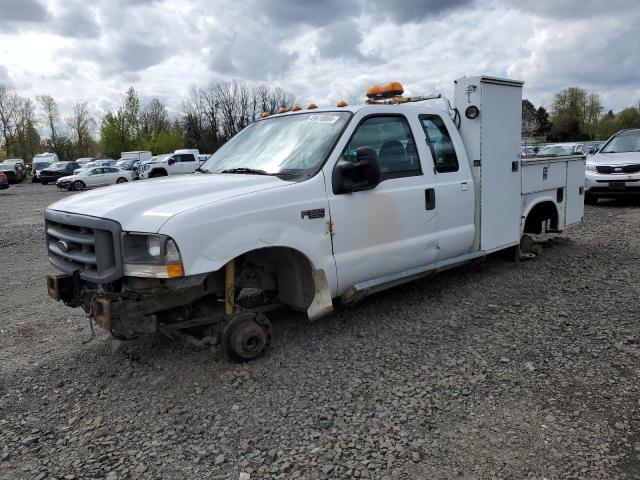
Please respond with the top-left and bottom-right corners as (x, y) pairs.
(0, 0), (639, 119)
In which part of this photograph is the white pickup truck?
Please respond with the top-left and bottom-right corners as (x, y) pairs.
(138, 149), (202, 179)
(45, 76), (585, 361)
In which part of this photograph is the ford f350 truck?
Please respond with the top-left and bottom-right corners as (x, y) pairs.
(45, 76), (585, 361)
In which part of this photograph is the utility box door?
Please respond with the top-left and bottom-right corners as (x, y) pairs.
(478, 79), (523, 252)
(565, 158), (586, 226)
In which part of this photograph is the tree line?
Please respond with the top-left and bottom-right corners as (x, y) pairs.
(523, 87), (640, 143)
(0, 80), (296, 162)
(2, 80), (640, 162)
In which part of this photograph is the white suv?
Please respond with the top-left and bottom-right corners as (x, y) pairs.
(585, 129), (640, 203)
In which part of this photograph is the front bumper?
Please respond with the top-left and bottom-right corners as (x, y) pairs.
(585, 171), (640, 196)
(0, 182), (9, 189)
(40, 174), (66, 183)
(57, 180), (72, 189)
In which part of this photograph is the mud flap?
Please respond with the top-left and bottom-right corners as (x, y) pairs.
(306, 269), (333, 321)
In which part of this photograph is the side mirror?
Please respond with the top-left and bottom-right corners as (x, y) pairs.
(168, 157), (176, 165)
(332, 146), (381, 195)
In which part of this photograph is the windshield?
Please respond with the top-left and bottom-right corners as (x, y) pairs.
(539, 145), (575, 156)
(47, 162), (69, 170)
(33, 162), (50, 169)
(0, 164), (13, 171)
(600, 130), (640, 154)
(200, 112), (351, 175)
(116, 160), (131, 167)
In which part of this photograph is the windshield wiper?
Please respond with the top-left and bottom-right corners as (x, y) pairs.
(220, 167), (270, 175)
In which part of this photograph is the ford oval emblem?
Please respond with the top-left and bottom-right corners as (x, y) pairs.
(57, 240), (70, 252)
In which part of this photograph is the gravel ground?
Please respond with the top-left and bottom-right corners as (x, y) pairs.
(0, 182), (639, 480)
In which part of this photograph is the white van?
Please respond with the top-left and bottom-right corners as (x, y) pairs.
(32, 153), (59, 182)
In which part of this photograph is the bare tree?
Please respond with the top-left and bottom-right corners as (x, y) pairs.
(15, 97), (40, 160)
(179, 80), (296, 152)
(66, 101), (95, 157)
(37, 94), (63, 154)
(0, 86), (20, 157)
(140, 97), (170, 137)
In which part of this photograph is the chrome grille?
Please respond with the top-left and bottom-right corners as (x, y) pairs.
(44, 210), (123, 283)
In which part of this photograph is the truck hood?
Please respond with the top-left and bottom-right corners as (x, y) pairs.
(589, 152), (640, 165)
(47, 174), (293, 232)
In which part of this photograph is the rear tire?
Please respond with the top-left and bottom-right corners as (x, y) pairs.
(116, 177), (128, 184)
(72, 180), (85, 191)
(149, 170), (167, 178)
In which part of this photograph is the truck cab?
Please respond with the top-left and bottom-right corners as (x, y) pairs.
(138, 149), (201, 178)
(44, 76), (584, 361)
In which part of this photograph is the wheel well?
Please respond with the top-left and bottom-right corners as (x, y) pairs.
(235, 247), (315, 311)
(523, 201), (559, 234)
(151, 168), (168, 176)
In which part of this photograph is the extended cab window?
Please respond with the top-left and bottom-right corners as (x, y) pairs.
(342, 116), (420, 178)
(419, 115), (459, 173)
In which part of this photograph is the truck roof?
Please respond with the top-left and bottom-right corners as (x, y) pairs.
(264, 102), (448, 120)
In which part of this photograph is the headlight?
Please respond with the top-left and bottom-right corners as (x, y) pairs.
(585, 164), (597, 172)
(123, 234), (184, 278)
(146, 236), (162, 257)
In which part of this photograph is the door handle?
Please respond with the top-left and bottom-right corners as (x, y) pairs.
(425, 188), (436, 211)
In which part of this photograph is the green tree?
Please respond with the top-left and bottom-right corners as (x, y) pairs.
(550, 87), (604, 140)
(615, 104), (640, 130)
(100, 87), (142, 157)
(535, 106), (552, 136)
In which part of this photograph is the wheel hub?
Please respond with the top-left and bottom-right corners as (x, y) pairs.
(221, 312), (272, 361)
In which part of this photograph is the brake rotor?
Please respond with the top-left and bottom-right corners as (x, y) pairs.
(221, 312), (272, 362)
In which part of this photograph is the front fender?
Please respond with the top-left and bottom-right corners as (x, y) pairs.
(159, 173), (338, 296)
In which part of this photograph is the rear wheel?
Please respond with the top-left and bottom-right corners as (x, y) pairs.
(72, 180), (85, 191)
(116, 177), (128, 184)
(149, 170), (167, 178)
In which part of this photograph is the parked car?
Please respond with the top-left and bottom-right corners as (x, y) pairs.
(32, 153), (59, 182)
(3, 158), (26, 179)
(0, 171), (9, 190)
(138, 149), (203, 179)
(0, 161), (24, 183)
(57, 166), (133, 191)
(73, 160), (114, 175)
(584, 129), (640, 203)
(538, 143), (584, 157)
(44, 75), (585, 362)
(75, 157), (96, 167)
(39, 162), (80, 185)
(585, 142), (603, 155)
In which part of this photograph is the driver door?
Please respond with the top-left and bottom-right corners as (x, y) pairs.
(326, 113), (440, 293)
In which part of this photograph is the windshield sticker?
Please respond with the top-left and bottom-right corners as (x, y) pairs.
(306, 114), (340, 124)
